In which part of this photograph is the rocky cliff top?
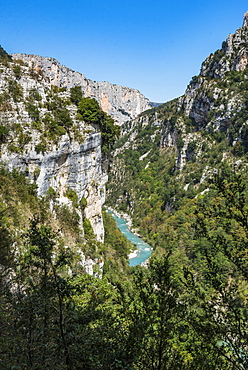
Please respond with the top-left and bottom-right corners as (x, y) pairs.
(200, 12), (248, 79)
(243, 11), (248, 27)
(12, 53), (152, 125)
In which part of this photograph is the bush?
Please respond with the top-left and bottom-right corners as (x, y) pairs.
(65, 188), (78, 207)
(29, 89), (42, 101)
(0, 45), (11, 60)
(80, 197), (87, 210)
(13, 65), (22, 79)
(78, 97), (120, 152)
(83, 217), (95, 239)
(70, 86), (83, 106)
(0, 124), (9, 143)
(35, 140), (47, 154)
(8, 80), (23, 102)
(26, 102), (40, 122)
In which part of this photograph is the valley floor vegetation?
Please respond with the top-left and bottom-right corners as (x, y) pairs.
(0, 164), (247, 369)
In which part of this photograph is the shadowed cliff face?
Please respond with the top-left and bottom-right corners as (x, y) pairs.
(11, 53), (152, 125)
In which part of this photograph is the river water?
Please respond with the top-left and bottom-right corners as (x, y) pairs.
(107, 210), (152, 266)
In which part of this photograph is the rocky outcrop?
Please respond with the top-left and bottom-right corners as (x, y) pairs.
(0, 57), (107, 241)
(11, 53), (152, 125)
(2, 132), (106, 241)
(200, 11), (248, 79)
(178, 12), (248, 128)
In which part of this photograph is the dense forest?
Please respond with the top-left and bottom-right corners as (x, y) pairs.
(1, 164), (247, 369)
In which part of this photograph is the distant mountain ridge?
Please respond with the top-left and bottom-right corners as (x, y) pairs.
(12, 53), (152, 125)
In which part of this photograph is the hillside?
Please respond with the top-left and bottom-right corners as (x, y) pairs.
(107, 11), (248, 236)
(104, 13), (248, 368)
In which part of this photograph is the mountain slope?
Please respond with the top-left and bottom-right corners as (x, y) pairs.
(107, 11), (248, 241)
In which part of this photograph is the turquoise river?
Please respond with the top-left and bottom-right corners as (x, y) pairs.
(107, 210), (152, 266)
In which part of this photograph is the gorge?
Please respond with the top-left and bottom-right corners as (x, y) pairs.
(0, 11), (248, 370)
(106, 209), (152, 266)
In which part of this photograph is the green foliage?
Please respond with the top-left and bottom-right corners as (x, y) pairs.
(70, 85), (83, 105)
(83, 217), (95, 239)
(2, 27), (248, 368)
(8, 79), (23, 102)
(0, 124), (9, 143)
(29, 88), (42, 101)
(42, 91), (73, 144)
(103, 210), (132, 269)
(190, 75), (199, 84)
(12, 64), (22, 79)
(65, 187), (78, 207)
(0, 91), (11, 111)
(55, 204), (81, 238)
(42, 112), (67, 139)
(0, 45), (11, 60)
(0, 164), (248, 369)
(78, 96), (103, 124)
(205, 48), (226, 76)
(35, 139), (47, 154)
(46, 186), (56, 200)
(79, 196), (87, 210)
(50, 85), (66, 93)
(77, 97), (120, 152)
(118, 107), (130, 116)
(18, 132), (32, 148)
(25, 101), (40, 121)
(54, 107), (73, 130)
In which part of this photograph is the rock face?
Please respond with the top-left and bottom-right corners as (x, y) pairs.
(0, 49), (151, 242)
(165, 12), (248, 161)
(2, 132), (106, 241)
(200, 12), (248, 79)
(178, 12), (248, 129)
(11, 54), (152, 125)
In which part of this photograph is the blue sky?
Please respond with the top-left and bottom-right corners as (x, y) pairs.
(1, 1), (248, 102)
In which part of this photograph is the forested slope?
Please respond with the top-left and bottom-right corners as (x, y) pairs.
(104, 12), (248, 369)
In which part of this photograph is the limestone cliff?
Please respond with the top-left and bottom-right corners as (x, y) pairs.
(179, 11), (248, 127)
(170, 11), (248, 169)
(11, 53), (152, 125)
(0, 47), (152, 242)
(0, 58), (105, 241)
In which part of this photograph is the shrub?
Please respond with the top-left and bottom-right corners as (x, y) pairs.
(0, 124), (9, 143)
(13, 65), (22, 79)
(29, 89), (42, 101)
(26, 102), (40, 122)
(8, 80), (23, 102)
(0, 45), (11, 60)
(65, 188), (78, 207)
(83, 217), (95, 239)
(80, 197), (87, 210)
(35, 140), (47, 154)
(70, 86), (83, 106)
